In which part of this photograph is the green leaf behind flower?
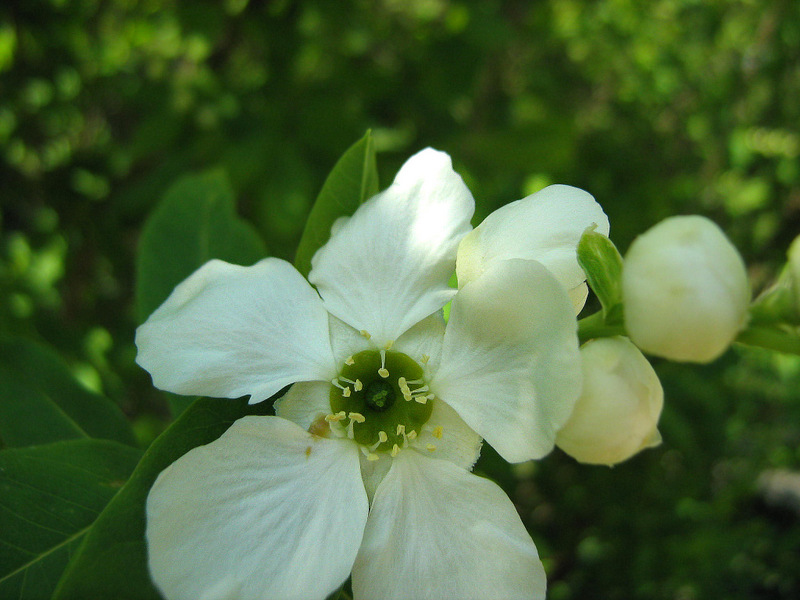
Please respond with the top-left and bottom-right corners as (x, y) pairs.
(0, 439), (142, 600)
(135, 170), (267, 323)
(53, 396), (272, 600)
(294, 131), (379, 278)
(0, 337), (136, 448)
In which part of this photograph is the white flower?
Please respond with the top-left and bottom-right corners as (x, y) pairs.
(136, 149), (598, 600)
(456, 183), (610, 314)
(622, 215), (750, 363)
(556, 337), (663, 466)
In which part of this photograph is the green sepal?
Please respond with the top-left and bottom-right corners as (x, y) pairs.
(0, 439), (142, 600)
(53, 396), (272, 600)
(0, 337), (136, 448)
(294, 131), (379, 278)
(749, 265), (800, 327)
(577, 227), (625, 324)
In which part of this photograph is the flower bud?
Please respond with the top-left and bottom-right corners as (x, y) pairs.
(556, 337), (663, 466)
(622, 215), (750, 363)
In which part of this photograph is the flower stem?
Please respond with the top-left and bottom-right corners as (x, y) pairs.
(577, 311), (626, 344)
(734, 325), (800, 356)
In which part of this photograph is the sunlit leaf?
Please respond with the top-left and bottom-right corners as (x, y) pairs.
(0, 337), (136, 448)
(135, 169), (267, 322)
(53, 396), (271, 600)
(0, 440), (142, 600)
(294, 131), (379, 278)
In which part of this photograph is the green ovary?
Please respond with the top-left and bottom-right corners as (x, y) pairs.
(330, 350), (433, 452)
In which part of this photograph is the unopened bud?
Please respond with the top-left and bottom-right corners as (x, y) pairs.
(622, 215), (750, 363)
(556, 337), (663, 466)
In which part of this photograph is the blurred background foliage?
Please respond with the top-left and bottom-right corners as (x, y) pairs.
(1, 0), (799, 598)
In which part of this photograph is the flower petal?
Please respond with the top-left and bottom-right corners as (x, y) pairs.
(309, 148), (474, 345)
(393, 311), (446, 375)
(274, 380), (331, 431)
(418, 399), (483, 470)
(456, 184), (608, 305)
(146, 416), (367, 600)
(136, 258), (336, 403)
(432, 259), (582, 462)
(351, 452), (546, 600)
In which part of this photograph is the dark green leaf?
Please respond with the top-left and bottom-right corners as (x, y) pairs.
(577, 228), (625, 323)
(136, 169), (267, 322)
(53, 397), (272, 600)
(0, 337), (137, 448)
(294, 131), (379, 278)
(0, 439), (142, 599)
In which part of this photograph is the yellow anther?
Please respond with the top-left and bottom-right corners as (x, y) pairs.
(378, 431), (388, 443)
(354, 379), (363, 391)
(432, 426), (443, 439)
(426, 443), (436, 452)
(348, 412), (366, 423)
(378, 368), (389, 378)
(421, 354), (430, 364)
(360, 330), (371, 340)
(414, 395), (428, 404)
(391, 444), (401, 457)
(325, 411), (346, 422)
(407, 430), (418, 441)
(378, 349), (389, 378)
(345, 355), (355, 366)
(366, 453), (380, 461)
(384, 340), (394, 350)
(396, 424), (406, 436)
(342, 387), (351, 397)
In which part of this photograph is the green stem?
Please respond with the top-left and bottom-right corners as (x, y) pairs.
(734, 325), (800, 356)
(577, 311), (626, 344)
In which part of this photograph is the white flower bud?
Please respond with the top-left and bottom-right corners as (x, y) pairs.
(556, 337), (663, 466)
(622, 215), (750, 363)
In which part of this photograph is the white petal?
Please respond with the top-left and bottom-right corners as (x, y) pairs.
(274, 380), (331, 431)
(393, 311), (446, 376)
(417, 399), (483, 471)
(136, 258), (336, 403)
(352, 452), (546, 600)
(457, 184), (609, 295)
(328, 314), (372, 367)
(568, 282), (590, 316)
(309, 148), (474, 346)
(432, 259), (582, 462)
(146, 416), (367, 600)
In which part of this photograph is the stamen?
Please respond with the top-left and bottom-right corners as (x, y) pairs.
(331, 378), (351, 397)
(426, 443), (436, 452)
(360, 330), (372, 340)
(325, 411), (347, 422)
(413, 395), (428, 404)
(369, 430), (389, 452)
(348, 412), (366, 423)
(433, 426), (443, 439)
(378, 349), (389, 378)
(390, 443), (401, 457)
(345, 355), (355, 366)
(407, 430), (418, 441)
(421, 354), (430, 365)
(360, 446), (380, 461)
(354, 379), (363, 392)
(384, 340), (394, 350)
(398, 377), (412, 401)
(396, 424), (406, 436)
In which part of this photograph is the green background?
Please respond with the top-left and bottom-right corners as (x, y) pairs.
(2, 1), (799, 598)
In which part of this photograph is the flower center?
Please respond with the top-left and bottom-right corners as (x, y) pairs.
(328, 349), (434, 458)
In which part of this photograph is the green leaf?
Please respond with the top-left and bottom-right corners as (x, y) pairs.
(577, 228), (625, 323)
(53, 397), (271, 600)
(0, 439), (142, 600)
(294, 131), (379, 278)
(136, 169), (267, 323)
(0, 337), (136, 448)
